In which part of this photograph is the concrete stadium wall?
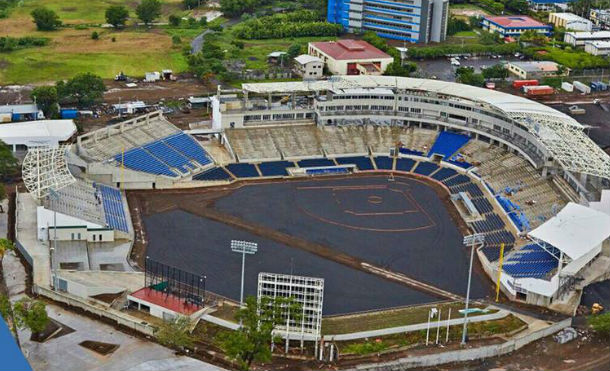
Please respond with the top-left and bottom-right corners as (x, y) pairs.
(343, 318), (572, 370)
(35, 285), (156, 336)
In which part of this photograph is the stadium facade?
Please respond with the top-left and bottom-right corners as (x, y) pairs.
(327, 0), (449, 42)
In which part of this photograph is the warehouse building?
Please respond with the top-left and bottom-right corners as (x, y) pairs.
(506, 61), (563, 79)
(528, 0), (574, 12)
(327, 0), (449, 43)
(564, 30), (610, 46)
(549, 12), (593, 31)
(482, 15), (552, 37)
(584, 40), (610, 55)
(590, 9), (610, 28)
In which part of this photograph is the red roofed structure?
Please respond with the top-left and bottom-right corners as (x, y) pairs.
(128, 287), (203, 318)
(308, 39), (394, 76)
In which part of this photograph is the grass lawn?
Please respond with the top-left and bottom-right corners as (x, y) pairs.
(3, 0), (186, 26)
(0, 0), (198, 83)
(206, 31), (338, 70)
(322, 302), (495, 335)
(536, 47), (610, 69)
(338, 314), (525, 355)
(0, 28), (188, 83)
(454, 30), (478, 37)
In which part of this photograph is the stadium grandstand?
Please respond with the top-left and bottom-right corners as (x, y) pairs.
(74, 111), (214, 188)
(20, 76), (610, 312)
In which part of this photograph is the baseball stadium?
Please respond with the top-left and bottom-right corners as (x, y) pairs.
(14, 76), (610, 366)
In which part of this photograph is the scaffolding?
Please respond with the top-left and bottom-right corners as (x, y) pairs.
(22, 145), (76, 199)
(257, 272), (324, 351)
(144, 257), (206, 308)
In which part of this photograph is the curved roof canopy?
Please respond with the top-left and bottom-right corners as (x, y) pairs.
(242, 76), (610, 179)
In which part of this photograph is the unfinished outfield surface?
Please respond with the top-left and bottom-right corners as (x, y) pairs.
(135, 174), (491, 315)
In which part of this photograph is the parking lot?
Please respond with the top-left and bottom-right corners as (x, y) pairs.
(415, 55), (522, 82)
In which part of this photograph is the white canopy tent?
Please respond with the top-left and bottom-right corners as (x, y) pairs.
(0, 120), (76, 151)
(528, 202), (610, 261)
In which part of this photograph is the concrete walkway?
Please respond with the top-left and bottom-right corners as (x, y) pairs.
(20, 304), (227, 371)
(325, 310), (510, 341)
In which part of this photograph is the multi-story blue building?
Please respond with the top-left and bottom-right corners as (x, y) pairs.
(327, 0), (449, 43)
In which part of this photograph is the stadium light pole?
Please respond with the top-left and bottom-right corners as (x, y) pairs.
(49, 188), (60, 291)
(231, 240), (258, 307)
(461, 233), (485, 346)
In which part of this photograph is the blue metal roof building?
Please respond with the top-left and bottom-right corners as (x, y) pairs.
(0, 314), (33, 371)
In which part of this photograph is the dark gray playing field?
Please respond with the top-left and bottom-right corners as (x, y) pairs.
(144, 175), (491, 315)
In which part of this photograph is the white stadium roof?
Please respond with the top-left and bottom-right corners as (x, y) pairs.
(0, 120), (76, 147)
(241, 76), (610, 179)
(528, 202), (610, 261)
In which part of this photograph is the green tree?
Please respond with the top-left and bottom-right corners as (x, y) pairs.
(0, 238), (14, 262)
(136, 0), (162, 26)
(56, 73), (105, 107)
(91, 31), (99, 40)
(589, 312), (610, 337)
(520, 30), (547, 46)
(287, 43), (302, 58)
(156, 316), (195, 348)
(105, 5), (129, 28)
(447, 17), (471, 36)
(456, 66), (485, 87)
(481, 63), (509, 79)
(13, 298), (49, 334)
(31, 86), (58, 119)
(218, 296), (302, 371)
(30, 7), (61, 31)
(168, 14), (181, 27)
(184, 0), (204, 9)
(0, 140), (17, 180)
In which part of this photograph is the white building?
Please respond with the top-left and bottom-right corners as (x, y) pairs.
(506, 61), (562, 79)
(564, 30), (610, 46)
(499, 203), (610, 306)
(293, 54), (324, 80)
(549, 12), (593, 31)
(308, 40), (393, 76)
(584, 40), (610, 55)
(0, 120), (77, 151)
(37, 206), (114, 243)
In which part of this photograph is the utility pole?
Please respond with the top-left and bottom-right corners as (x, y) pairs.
(461, 233), (485, 345)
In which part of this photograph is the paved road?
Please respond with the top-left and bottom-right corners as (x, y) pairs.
(415, 56), (521, 82)
(190, 18), (241, 54)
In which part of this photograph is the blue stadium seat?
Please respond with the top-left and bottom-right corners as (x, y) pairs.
(431, 167), (457, 181)
(335, 156), (374, 170)
(163, 133), (211, 167)
(115, 148), (177, 177)
(226, 163), (259, 178)
(399, 147), (424, 156)
(258, 161), (295, 176)
(428, 132), (470, 158)
(297, 158), (336, 168)
(413, 162), (439, 176)
(374, 156), (394, 170)
(395, 158), (415, 172)
(193, 167), (233, 181)
(144, 140), (193, 173)
(95, 184), (129, 232)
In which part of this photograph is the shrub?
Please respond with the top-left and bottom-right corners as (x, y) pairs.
(31, 7), (61, 31)
(91, 31), (99, 40)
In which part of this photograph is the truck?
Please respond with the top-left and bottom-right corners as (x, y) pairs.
(513, 80), (538, 89)
(573, 81), (591, 94)
(525, 85), (554, 96)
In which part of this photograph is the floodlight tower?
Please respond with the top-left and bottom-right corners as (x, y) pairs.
(461, 233), (485, 345)
(230, 240), (258, 306)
